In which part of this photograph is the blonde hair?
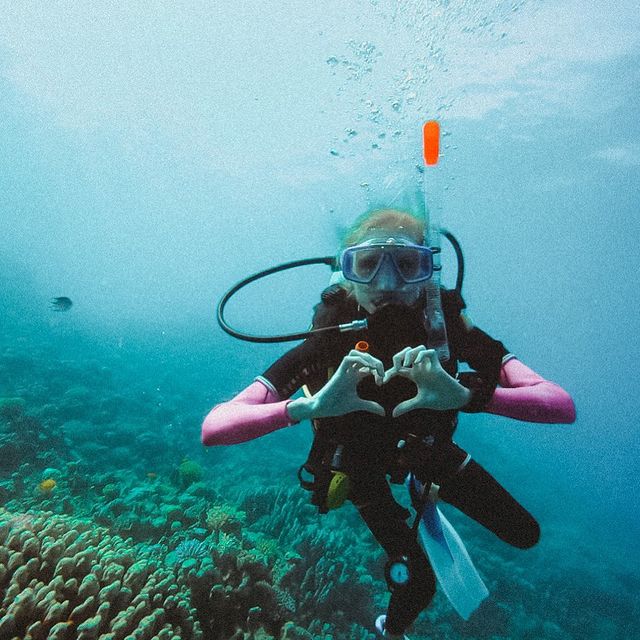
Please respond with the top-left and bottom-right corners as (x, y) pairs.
(342, 208), (425, 248)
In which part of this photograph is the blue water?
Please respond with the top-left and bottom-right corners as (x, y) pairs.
(1, 2), (639, 638)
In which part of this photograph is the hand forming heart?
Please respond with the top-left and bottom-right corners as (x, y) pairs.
(382, 345), (472, 416)
(300, 345), (471, 421)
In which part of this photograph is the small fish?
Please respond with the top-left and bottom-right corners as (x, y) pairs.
(51, 297), (73, 312)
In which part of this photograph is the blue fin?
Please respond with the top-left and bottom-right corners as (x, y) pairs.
(410, 476), (489, 620)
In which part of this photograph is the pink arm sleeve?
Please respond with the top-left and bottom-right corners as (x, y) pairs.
(201, 380), (296, 446)
(485, 357), (576, 423)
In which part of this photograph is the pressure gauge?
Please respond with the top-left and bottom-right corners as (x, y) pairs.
(385, 555), (411, 589)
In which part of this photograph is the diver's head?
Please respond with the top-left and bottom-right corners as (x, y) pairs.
(340, 209), (432, 313)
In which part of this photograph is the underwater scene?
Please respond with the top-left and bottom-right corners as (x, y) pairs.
(1, 1), (639, 639)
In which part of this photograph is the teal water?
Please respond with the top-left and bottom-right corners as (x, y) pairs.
(1, 2), (639, 638)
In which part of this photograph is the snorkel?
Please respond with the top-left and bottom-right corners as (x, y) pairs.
(422, 120), (450, 362)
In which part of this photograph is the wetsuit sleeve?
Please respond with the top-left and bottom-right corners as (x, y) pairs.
(201, 332), (333, 446)
(486, 357), (576, 423)
(444, 290), (508, 413)
(201, 293), (345, 447)
(201, 379), (295, 446)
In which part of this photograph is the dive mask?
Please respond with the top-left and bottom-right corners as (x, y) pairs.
(340, 238), (435, 284)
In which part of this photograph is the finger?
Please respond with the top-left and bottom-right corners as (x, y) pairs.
(356, 366), (383, 385)
(348, 349), (383, 366)
(347, 351), (385, 379)
(357, 400), (386, 416)
(357, 366), (384, 386)
(392, 397), (418, 418)
(339, 355), (370, 376)
(426, 349), (439, 367)
(404, 344), (427, 367)
(382, 368), (396, 384)
(383, 364), (410, 384)
(413, 350), (431, 366)
(386, 366), (413, 382)
(391, 347), (411, 372)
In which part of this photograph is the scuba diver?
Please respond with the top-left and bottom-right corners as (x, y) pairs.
(201, 207), (575, 638)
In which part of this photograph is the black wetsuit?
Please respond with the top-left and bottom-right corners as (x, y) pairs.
(261, 288), (539, 634)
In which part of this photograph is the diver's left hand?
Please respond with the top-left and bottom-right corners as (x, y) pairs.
(383, 345), (472, 416)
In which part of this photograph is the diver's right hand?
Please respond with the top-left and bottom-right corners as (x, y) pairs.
(287, 350), (386, 421)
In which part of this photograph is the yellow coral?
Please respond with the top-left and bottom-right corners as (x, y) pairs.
(38, 478), (57, 493)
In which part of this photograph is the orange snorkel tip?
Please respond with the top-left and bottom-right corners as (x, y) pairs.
(423, 120), (440, 166)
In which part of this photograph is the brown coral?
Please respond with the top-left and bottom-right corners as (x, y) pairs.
(0, 508), (202, 640)
(205, 504), (246, 537)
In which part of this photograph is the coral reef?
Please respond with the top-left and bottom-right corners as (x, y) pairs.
(2, 324), (638, 639)
(0, 486), (379, 640)
(0, 509), (201, 639)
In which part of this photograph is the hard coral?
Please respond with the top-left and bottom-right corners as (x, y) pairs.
(205, 503), (246, 536)
(177, 458), (204, 488)
(0, 508), (202, 639)
(0, 397), (26, 420)
(187, 548), (293, 640)
(38, 478), (57, 493)
(170, 539), (211, 567)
